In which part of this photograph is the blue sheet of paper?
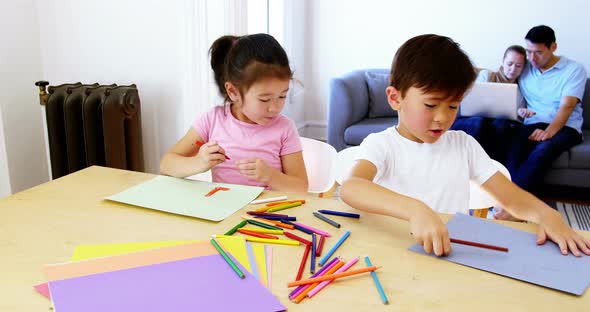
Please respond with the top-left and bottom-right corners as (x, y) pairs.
(409, 213), (590, 295)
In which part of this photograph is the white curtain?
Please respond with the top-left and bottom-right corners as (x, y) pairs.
(180, 0), (248, 137)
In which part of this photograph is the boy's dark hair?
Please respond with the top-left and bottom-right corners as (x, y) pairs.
(503, 45), (527, 60)
(389, 34), (476, 102)
(209, 33), (292, 102)
(525, 25), (556, 48)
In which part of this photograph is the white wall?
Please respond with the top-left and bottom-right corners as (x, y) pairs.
(304, 0), (590, 137)
(35, 0), (187, 174)
(0, 0), (49, 195)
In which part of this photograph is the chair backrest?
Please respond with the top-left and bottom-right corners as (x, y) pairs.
(301, 137), (337, 194)
(333, 146), (360, 185)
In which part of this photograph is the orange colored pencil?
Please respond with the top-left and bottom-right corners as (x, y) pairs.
(256, 217), (296, 230)
(294, 260), (344, 303)
(266, 199), (306, 207)
(237, 228), (279, 239)
(288, 266), (378, 287)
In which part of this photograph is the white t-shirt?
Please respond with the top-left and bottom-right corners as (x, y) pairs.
(356, 127), (498, 214)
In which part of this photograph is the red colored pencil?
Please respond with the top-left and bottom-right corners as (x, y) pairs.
(450, 238), (509, 252)
(296, 243), (311, 281)
(284, 231), (311, 245)
(316, 234), (325, 257)
(195, 141), (230, 160)
(237, 228), (279, 239)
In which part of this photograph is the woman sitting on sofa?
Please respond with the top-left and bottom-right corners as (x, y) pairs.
(451, 45), (527, 164)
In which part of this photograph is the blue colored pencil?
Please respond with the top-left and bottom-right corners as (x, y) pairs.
(310, 233), (317, 274)
(365, 256), (388, 304)
(318, 230), (351, 266)
(281, 220), (314, 235)
(318, 209), (360, 219)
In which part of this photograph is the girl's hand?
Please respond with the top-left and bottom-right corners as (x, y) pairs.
(537, 209), (590, 256)
(409, 204), (452, 257)
(196, 141), (227, 170)
(518, 108), (536, 118)
(235, 158), (276, 183)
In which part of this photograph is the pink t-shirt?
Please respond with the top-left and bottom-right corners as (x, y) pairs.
(192, 104), (302, 188)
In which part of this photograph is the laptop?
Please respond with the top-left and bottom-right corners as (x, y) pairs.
(460, 82), (521, 121)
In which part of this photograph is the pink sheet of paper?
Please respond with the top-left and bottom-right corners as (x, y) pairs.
(34, 283), (50, 299)
(44, 241), (218, 281)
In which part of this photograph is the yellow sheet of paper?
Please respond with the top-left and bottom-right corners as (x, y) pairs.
(70, 237), (252, 273)
(252, 243), (268, 287)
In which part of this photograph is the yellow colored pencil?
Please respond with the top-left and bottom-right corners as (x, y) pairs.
(243, 237), (300, 246)
(240, 227), (284, 235)
(266, 201), (303, 213)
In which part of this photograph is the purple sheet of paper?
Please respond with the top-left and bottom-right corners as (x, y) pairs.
(48, 254), (286, 312)
(409, 213), (590, 295)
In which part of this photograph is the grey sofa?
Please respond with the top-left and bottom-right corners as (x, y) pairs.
(327, 68), (590, 188)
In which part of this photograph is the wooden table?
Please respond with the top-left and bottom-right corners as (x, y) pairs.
(1, 166), (588, 311)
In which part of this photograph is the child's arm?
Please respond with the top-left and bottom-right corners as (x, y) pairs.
(235, 151), (308, 193)
(341, 160), (452, 256)
(160, 128), (227, 178)
(481, 172), (590, 256)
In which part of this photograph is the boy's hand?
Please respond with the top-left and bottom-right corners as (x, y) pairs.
(195, 141), (227, 169)
(409, 205), (451, 256)
(518, 108), (536, 118)
(236, 158), (276, 183)
(537, 209), (590, 256)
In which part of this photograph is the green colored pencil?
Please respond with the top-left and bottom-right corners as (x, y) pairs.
(266, 201), (302, 212)
(247, 219), (282, 230)
(210, 237), (245, 279)
(224, 220), (248, 235)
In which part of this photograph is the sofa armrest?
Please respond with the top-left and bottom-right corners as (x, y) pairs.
(328, 71), (369, 151)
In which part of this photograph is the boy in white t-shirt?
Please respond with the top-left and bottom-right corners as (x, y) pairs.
(340, 34), (590, 257)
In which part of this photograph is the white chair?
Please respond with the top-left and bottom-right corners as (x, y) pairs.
(469, 159), (511, 217)
(332, 146), (360, 185)
(301, 137), (337, 196)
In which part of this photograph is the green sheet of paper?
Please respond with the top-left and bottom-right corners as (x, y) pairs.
(105, 176), (263, 221)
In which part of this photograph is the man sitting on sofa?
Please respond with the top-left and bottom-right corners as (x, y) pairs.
(495, 25), (587, 220)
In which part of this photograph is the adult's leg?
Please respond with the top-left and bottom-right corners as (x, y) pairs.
(511, 126), (582, 193)
(488, 118), (521, 165)
(505, 123), (544, 175)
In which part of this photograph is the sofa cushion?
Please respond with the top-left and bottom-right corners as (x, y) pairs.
(568, 130), (590, 169)
(365, 72), (396, 118)
(344, 117), (397, 146)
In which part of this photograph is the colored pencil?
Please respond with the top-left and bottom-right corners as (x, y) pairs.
(288, 266), (378, 287)
(250, 196), (288, 205)
(284, 231), (311, 245)
(254, 215), (296, 221)
(239, 227), (284, 235)
(224, 220), (248, 235)
(242, 237), (300, 246)
(266, 201), (303, 213)
(210, 237), (245, 279)
(364, 256), (388, 304)
(450, 238), (509, 252)
(255, 217), (295, 230)
(281, 220), (313, 235)
(318, 230), (351, 266)
(266, 199), (306, 207)
(292, 221), (331, 237)
(310, 233), (317, 274)
(295, 243), (311, 281)
(295, 260), (344, 303)
(246, 211), (289, 217)
(308, 257), (358, 298)
(245, 219), (283, 231)
(316, 234), (325, 257)
(289, 257), (339, 299)
(237, 228), (279, 239)
(196, 141), (230, 160)
(318, 209), (360, 219)
(313, 211), (341, 228)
